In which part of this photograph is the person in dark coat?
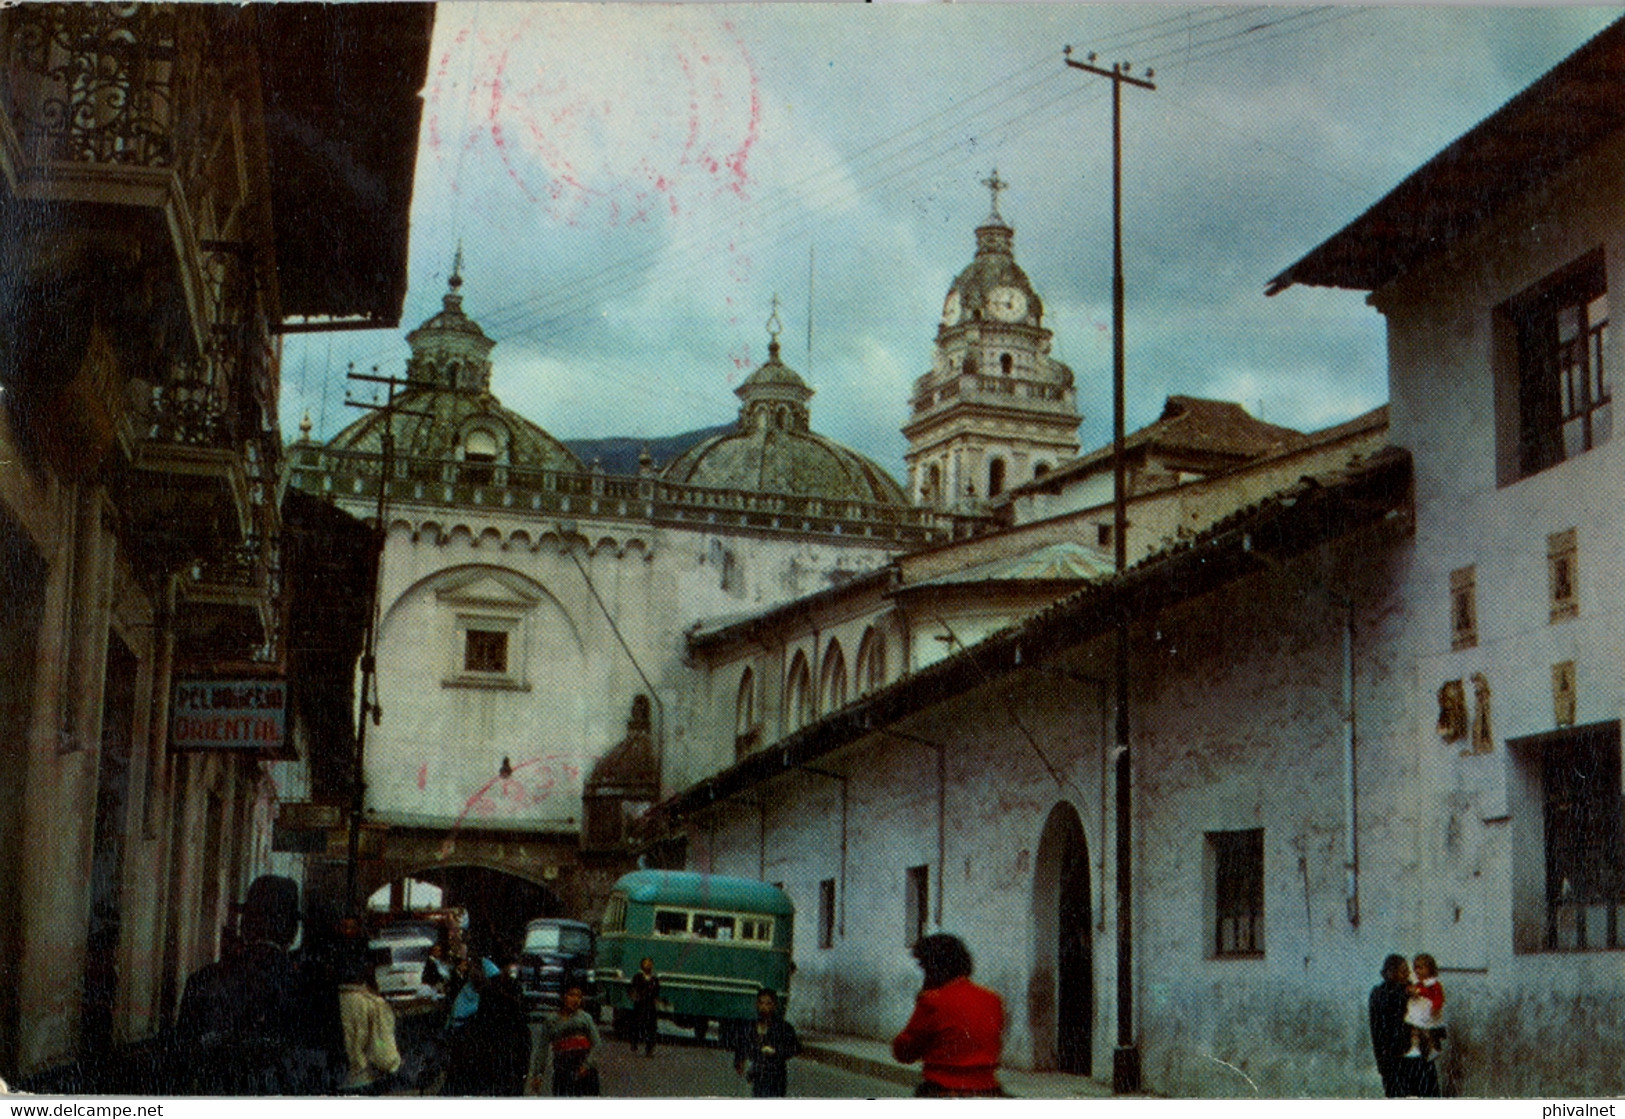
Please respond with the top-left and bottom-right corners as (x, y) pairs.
(173, 875), (333, 1094)
(627, 956), (660, 1056)
(442, 955), (531, 1095)
(734, 989), (800, 1098)
(1369, 954), (1440, 1097)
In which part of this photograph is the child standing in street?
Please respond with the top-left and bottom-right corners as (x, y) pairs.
(538, 985), (602, 1096)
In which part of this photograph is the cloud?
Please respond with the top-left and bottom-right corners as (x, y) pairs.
(281, 3), (1621, 476)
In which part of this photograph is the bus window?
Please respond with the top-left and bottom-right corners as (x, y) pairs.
(654, 909), (689, 936)
(739, 918), (773, 943)
(604, 895), (627, 933)
(693, 913), (736, 940)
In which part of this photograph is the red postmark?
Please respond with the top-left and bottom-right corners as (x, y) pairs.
(426, 9), (761, 228)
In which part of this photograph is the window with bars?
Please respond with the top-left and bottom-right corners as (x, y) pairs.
(818, 878), (836, 949)
(1209, 829), (1264, 957)
(905, 864), (929, 947)
(1541, 723), (1625, 950)
(1502, 250), (1611, 483)
(464, 628), (508, 674)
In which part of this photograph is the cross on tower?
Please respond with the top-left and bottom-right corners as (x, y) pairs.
(982, 168), (1008, 220)
(766, 293), (784, 344)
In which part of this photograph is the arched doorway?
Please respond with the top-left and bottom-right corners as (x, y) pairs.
(1032, 802), (1092, 1074)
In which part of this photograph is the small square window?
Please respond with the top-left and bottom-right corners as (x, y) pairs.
(1096, 523), (1113, 548)
(818, 878), (836, 949)
(1208, 829), (1264, 958)
(1549, 529), (1578, 622)
(464, 628), (508, 673)
(1450, 566), (1478, 650)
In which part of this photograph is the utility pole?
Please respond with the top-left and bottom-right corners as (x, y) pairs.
(341, 364), (429, 913)
(1064, 44), (1154, 1096)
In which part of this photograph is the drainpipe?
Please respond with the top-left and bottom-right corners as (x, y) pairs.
(1244, 534), (1360, 927)
(1341, 607), (1360, 928)
(883, 729), (948, 928)
(802, 766), (849, 937)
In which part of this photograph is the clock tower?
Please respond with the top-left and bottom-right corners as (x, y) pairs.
(903, 172), (1081, 512)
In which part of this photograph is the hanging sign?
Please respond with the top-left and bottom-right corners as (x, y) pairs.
(171, 678), (286, 751)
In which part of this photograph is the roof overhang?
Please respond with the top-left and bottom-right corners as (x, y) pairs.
(255, 4), (435, 330)
(1267, 16), (1625, 296)
(660, 447), (1413, 819)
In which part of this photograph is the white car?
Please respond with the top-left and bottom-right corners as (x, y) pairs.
(369, 932), (437, 1002)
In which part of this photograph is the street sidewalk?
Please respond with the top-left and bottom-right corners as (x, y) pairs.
(799, 1032), (1134, 1098)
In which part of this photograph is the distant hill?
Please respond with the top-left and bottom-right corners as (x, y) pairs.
(563, 423), (733, 476)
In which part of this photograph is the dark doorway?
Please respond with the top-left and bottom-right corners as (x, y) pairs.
(1034, 802), (1092, 1074)
(1, 511), (47, 1070)
(82, 633), (138, 1054)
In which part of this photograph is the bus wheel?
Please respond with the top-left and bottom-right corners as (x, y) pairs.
(692, 1018), (710, 1042)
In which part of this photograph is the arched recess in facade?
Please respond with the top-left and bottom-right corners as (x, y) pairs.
(1031, 801), (1092, 1074)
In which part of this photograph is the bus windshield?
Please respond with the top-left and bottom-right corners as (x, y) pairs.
(525, 925), (591, 954)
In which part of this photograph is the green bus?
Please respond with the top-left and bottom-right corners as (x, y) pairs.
(594, 870), (794, 1041)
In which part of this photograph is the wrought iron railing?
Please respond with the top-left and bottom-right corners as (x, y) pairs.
(1, 4), (180, 168)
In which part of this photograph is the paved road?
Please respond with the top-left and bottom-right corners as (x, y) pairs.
(555, 1025), (910, 1098)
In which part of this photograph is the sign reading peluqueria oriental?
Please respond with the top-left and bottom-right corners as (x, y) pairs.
(171, 679), (286, 751)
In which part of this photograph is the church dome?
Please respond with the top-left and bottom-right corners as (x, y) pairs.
(938, 170), (1043, 330)
(662, 306), (907, 506)
(321, 260), (583, 473)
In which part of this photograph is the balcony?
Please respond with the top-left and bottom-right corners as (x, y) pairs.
(909, 370), (1077, 420)
(173, 515), (282, 665)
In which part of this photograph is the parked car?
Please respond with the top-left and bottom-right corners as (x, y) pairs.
(370, 927), (439, 1003)
(517, 918), (596, 1014)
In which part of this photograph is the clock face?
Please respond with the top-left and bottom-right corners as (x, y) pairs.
(988, 286), (1028, 322)
(941, 290), (962, 326)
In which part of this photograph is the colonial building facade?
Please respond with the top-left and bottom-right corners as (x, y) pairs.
(0, 3), (432, 1082)
(658, 16), (1625, 1098)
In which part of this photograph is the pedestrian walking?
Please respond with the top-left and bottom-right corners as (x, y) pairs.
(628, 956), (661, 1056)
(891, 933), (1006, 1098)
(337, 955), (403, 1094)
(442, 955), (529, 1095)
(172, 875), (333, 1094)
(733, 988), (800, 1097)
(534, 984), (602, 1096)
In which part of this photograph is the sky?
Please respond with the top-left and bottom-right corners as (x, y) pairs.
(280, 4), (1622, 480)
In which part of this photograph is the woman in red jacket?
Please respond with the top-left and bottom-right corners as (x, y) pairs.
(891, 934), (1006, 1097)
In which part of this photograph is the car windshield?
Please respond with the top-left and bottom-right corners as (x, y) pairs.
(525, 925), (590, 954)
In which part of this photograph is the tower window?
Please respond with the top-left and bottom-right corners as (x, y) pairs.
(988, 457), (1006, 497)
(1000, 353), (1013, 376)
